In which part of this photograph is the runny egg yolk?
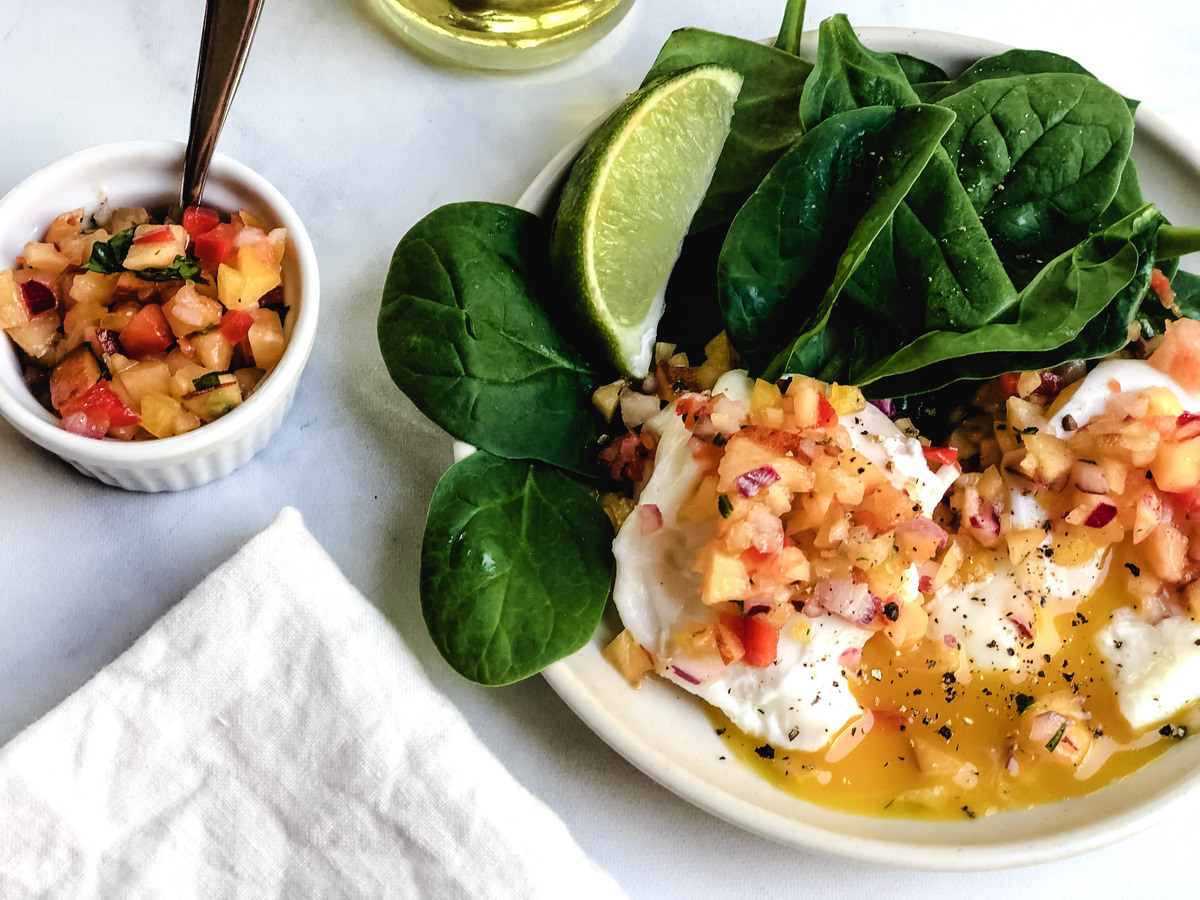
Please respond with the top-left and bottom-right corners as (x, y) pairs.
(711, 555), (1175, 819)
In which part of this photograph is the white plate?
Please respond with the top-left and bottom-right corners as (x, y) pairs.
(518, 28), (1200, 870)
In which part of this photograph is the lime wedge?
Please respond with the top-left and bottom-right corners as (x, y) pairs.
(550, 64), (743, 378)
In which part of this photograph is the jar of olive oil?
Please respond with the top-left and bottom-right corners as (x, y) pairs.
(372, 0), (637, 70)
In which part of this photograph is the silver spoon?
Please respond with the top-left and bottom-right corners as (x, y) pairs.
(180, 0), (266, 212)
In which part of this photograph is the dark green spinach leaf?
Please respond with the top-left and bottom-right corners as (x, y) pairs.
(937, 72), (1134, 286)
(857, 205), (1164, 395)
(798, 15), (1019, 334)
(718, 103), (956, 376)
(378, 202), (604, 475)
(420, 450), (615, 686)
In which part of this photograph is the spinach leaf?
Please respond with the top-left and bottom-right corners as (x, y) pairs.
(717, 103), (956, 376)
(378, 202), (604, 475)
(798, 15), (1019, 333)
(937, 73), (1135, 286)
(420, 450), (615, 686)
(83, 226), (136, 274)
(926, 48), (1139, 114)
(799, 14), (919, 131)
(894, 52), (948, 88)
(857, 205), (1164, 395)
(643, 27), (812, 232)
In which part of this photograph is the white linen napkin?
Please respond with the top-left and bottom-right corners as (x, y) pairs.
(0, 507), (624, 899)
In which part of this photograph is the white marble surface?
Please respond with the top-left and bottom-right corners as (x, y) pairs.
(1, 1), (1198, 896)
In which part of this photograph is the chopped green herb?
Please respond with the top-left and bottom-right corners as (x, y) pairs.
(137, 256), (206, 283)
(1045, 721), (1068, 752)
(718, 493), (734, 517)
(192, 372), (222, 391)
(82, 226), (136, 274)
(1015, 692), (1036, 714)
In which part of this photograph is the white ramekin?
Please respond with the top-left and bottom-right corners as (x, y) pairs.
(0, 140), (319, 491)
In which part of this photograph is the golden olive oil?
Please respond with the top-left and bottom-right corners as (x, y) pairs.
(373, 0), (636, 69)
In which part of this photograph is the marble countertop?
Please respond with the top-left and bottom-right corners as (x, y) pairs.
(2, 1), (1198, 895)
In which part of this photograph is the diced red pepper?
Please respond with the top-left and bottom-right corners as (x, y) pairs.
(182, 205), (222, 237)
(922, 445), (959, 468)
(118, 303), (174, 358)
(741, 615), (780, 667)
(132, 225), (174, 244)
(719, 612), (779, 668)
(220, 309), (255, 344)
(192, 223), (237, 269)
(1150, 267), (1176, 307)
(59, 380), (140, 432)
(816, 394), (838, 429)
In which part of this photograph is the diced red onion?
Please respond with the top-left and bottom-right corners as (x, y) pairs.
(838, 647), (862, 667)
(1074, 465), (1109, 495)
(1005, 755), (1019, 775)
(637, 504), (663, 535)
(896, 515), (948, 549)
(735, 465), (779, 498)
(919, 575), (934, 594)
(621, 391), (663, 428)
(810, 578), (879, 626)
(969, 502), (1000, 539)
(869, 398), (897, 418)
(1029, 710), (1068, 744)
(670, 665), (700, 685)
(1006, 593), (1036, 641)
(943, 634), (959, 649)
(94, 328), (121, 356)
(1084, 501), (1117, 529)
(20, 280), (56, 316)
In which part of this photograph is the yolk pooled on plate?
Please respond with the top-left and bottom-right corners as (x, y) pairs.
(605, 321), (1200, 819)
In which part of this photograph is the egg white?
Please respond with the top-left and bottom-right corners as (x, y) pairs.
(612, 373), (955, 751)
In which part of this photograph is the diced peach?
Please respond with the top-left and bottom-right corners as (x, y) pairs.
(162, 283), (224, 337)
(1020, 432), (1073, 483)
(43, 208), (84, 244)
(601, 630), (654, 689)
(884, 601), (927, 649)
(1152, 438), (1200, 492)
(7, 312), (60, 359)
(139, 392), (183, 438)
(1150, 318), (1200, 393)
(828, 383), (866, 416)
(698, 547), (752, 605)
(122, 224), (188, 271)
(247, 307), (284, 371)
(104, 206), (150, 233)
(1143, 522), (1188, 582)
(68, 271), (120, 306)
(48, 346), (100, 410)
(23, 241), (69, 276)
(0, 270), (29, 329)
(115, 358), (172, 408)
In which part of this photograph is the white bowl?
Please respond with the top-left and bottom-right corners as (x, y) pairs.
(0, 140), (319, 491)
(525, 28), (1200, 869)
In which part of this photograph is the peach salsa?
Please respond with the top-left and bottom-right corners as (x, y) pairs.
(0, 204), (288, 439)
(601, 323), (1200, 818)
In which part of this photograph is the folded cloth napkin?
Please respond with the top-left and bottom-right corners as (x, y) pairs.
(0, 508), (624, 899)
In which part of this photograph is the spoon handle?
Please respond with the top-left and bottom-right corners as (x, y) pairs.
(181, 0), (266, 210)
